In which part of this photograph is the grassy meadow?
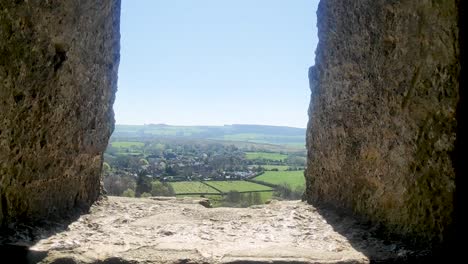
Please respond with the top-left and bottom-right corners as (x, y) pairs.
(111, 141), (144, 148)
(204, 181), (273, 193)
(254, 171), (305, 189)
(170, 181), (220, 194)
(245, 152), (288, 161)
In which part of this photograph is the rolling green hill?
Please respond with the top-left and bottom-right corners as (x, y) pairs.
(112, 124), (305, 148)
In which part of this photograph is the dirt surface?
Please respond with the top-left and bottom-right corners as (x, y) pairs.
(7, 196), (418, 263)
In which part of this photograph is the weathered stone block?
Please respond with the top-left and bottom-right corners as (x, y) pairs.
(305, 0), (459, 245)
(0, 0), (120, 225)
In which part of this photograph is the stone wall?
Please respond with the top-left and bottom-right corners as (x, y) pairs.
(305, 0), (459, 245)
(0, 1), (120, 225)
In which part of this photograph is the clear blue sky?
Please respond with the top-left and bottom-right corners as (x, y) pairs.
(115, 0), (319, 128)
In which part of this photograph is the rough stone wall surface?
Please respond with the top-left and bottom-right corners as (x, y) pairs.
(0, 1), (120, 225)
(305, 0), (459, 245)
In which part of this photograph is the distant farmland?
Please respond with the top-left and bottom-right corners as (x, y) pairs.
(112, 124), (306, 148)
(170, 181), (220, 194)
(111, 141), (144, 148)
(169, 181), (272, 195)
(169, 180), (274, 206)
(204, 181), (273, 193)
(253, 171), (305, 189)
(245, 152), (288, 161)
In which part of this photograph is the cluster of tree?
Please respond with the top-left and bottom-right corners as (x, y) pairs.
(120, 180), (175, 198)
(221, 191), (263, 208)
(105, 139), (248, 178)
(134, 171), (175, 197)
(104, 173), (136, 196)
(285, 155), (307, 166)
(102, 162), (137, 196)
(273, 183), (304, 200)
(244, 158), (286, 166)
(250, 166), (304, 172)
(104, 165), (176, 198)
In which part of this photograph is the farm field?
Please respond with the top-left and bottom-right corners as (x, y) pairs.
(115, 152), (142, 156)
(254, 171), (305, 189)
(172, 183), (273, 207)
(111, 141), (144, 148)
(204, 181), (273, 193)
(245, 152), (288, 161)
(221, 133), (304, 146)
(170, 181), (220, 194)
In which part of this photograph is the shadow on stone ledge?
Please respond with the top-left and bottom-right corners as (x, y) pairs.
(0, 199), (106, 264)
(312, 203), (455, 264)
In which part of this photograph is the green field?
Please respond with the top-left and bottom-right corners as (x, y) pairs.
(111, 141), (144, 148)
(170, 181), (220, 194)
(258, 192), (273, 202)
(254, 171), (305, 189)
(204, 181), (272, 193)
(245, 152), (288, 161)
(221, 133), (304, 145)
(115, 152), (142, 156)
(172, 182), (273, 207)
